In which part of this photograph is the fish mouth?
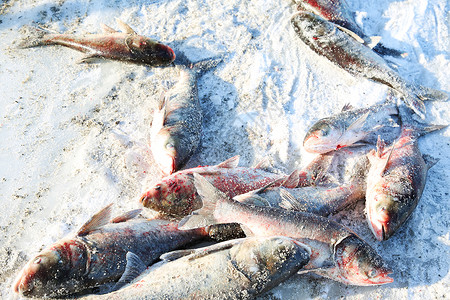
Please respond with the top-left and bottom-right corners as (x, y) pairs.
(12, 268), (34, 295)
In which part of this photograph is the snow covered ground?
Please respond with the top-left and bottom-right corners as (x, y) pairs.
(0, 0), (448, 298)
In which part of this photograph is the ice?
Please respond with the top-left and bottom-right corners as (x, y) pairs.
(0, 0), (449, 299)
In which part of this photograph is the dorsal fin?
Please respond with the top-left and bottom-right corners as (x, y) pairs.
(116, 19), (137, 35)
(253, 156), (271, 169)
(77, 203), (113, 236)
(282, 170), (300, 188)
(161, 238), (245, 262)
(216, 156), (240, 168)
(341, 103), (353, 112)
(111, 209), (142, 223)
(113, 252), (147, 291)
(100, 23), (118, 34)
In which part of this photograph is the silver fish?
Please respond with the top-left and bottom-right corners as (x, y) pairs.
(293, 0), (405, 57)
(366, 123), (445, 241)
(85, 236), (311, 299)
(303, 99), (400, 154)
(12, 204), (209, 298)
(150, 59), (220, 176)
(18, 20), (175, 66)
(291, 12), (448, 119)
(179, 174), (393, 286)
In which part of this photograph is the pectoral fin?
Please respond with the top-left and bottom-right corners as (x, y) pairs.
(77, 203), (113, 236)
(113, 252), (147, 290)
(116, 19), (137, 35)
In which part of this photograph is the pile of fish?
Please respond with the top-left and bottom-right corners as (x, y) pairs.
(12, 0), (447, 299)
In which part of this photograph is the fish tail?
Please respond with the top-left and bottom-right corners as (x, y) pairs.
(17, 25), (53, 48)
(397, 103), (448, 137)
(178, 174), (225, 230)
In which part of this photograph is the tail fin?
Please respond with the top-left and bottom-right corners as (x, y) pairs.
(17, 25), (51, 48)
(178, 173), (226, 230)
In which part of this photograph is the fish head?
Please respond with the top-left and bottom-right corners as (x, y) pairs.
(152, 129), (179, 176)
(140, 173), (199, 216)
(291, 12), (333, 42)
(366, 184), (415, 241)
(13, 240), (88, 297)
(127, 35), (175, 66)
(334, 236), (393, 286)
(230, 236), (310, 291)
(303, 119), (341, 153)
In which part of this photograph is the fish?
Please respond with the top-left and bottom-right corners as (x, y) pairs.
(303, 98), (400, 154)
(179, 174), (394, 286)
(12, 204), (212, 298)
(140, 155), (300, 217)
(293, 0), (405, 57)
(151, 59), (221, 176)
(18, 19), (175, 66)
(234, 153), (368, 217)
(290, 12), (448, 119)
(365, 122), (446, 241)
(84, 236), (311, 299)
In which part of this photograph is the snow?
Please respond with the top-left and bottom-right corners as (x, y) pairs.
(0, 0), (449, 299)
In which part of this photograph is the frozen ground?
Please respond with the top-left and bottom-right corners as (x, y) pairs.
(0, 0), (449, 299)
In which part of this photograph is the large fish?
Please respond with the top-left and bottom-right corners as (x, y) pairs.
(140, 155), (300, 217)
(12, 204), (211, 298)
(151, 59), (220, 176)
(180, 174), (393, 286)
(18, 20), (175, 66)
(84, 236), (311, 299)
(234, 153), (368, 217)
(303, 98), (400, 154)
(293, 0), (404, 57)
(291, 12), (448, 119)
(365, 123), (445, 241)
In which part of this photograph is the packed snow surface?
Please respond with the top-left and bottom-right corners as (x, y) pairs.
(0, 0), (449, 299)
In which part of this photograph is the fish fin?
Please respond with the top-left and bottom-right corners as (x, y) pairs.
(116, 19), (137, 34)
(240, 225), (255, 237)
(111, 209), (142, 223)
(17, 25), (50, 48)
(347, 111), (369, 133)
(334, 24), (365, 44)
(279, 189), (300, 211)
(191, 57), (224, 74)
(341, 103), (353, 112)
(402, 93), (426, 120)
(282, 170), (300, 188)
(380, 144), (395, 176)
(162, 239), (245, 262)
(113, 252), (147, 291)
(78, 54), (103, 64)
(415, 85), (448, 102)
(216, 155), (240, 168)
(422, 154), (439, 170)
(77, 203), (113, 236)
(297, 262), (335, 274)
(375, 135), (385, 158)
(179, 174), (226, 230)
(253, 156), (271, 170)
(152, 92), (168, 129)
(100, 23), (118, 33)
(234, 192), (271, 207)
(366, 36), (382, 49)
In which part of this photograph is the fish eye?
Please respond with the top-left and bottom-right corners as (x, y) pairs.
(320, 127), (330, 136)
(166, 143), (174, 149)
(155, 185), (161, 191)
(367, 269), (377, 278)
(33, 257), (41, 264)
